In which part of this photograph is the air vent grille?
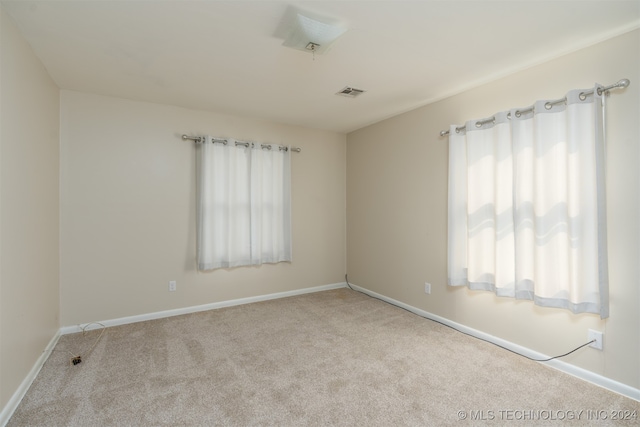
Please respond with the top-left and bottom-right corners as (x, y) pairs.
(336, 86), (366, 98)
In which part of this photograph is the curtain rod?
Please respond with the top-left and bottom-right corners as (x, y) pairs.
(182, 135), (301, 152)
(439, 78), (630, 137)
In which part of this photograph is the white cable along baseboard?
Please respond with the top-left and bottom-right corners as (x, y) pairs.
(347, 282), (640, 403)
(63, 279), (639, 401)
(0, 282), (346, 427)
(3, 280), (637, 427)
(59, 282), (347, 334)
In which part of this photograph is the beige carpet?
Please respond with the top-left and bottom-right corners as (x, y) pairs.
(8, 288), (639, 426)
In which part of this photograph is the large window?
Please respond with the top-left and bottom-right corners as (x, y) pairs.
(448, 86), (609, 318)
(197, 136), (292, 270)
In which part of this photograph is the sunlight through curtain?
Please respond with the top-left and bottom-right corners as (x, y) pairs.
(197, 136), (292, 270)
(448, 85), (609, 318)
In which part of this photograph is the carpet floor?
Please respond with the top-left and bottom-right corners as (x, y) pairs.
(7, 288), (640, 426)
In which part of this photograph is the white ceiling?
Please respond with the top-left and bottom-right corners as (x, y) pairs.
(3, 1), (639, 133)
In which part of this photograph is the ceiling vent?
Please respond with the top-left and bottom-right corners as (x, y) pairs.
(336, 87), (366, 98)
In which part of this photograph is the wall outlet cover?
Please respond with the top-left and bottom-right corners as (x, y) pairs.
(588, 329), (603, 350)
(424, 282), (431, 294)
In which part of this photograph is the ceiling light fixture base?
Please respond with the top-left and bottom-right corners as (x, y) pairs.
(280, 10), (347, 56)
(305, 42), (320, 52)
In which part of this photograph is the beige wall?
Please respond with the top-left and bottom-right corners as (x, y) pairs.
(60, 91), (346, 326)
(0, 8), (60, 409)
(1, 3), (636, 413)
(347, 29), (640, 389)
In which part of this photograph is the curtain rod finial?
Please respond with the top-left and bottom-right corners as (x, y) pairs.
(617, 78), (630, 89)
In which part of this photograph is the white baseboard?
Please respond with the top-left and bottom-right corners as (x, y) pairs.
(6, 279), (635, 427)
(348, 282), (640, 402)
(0, 329), (62, 427)
(2, 282), (347, 426)
(60, 282), (347, 334)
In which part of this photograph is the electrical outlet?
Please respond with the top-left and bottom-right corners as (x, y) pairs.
(588, 329), (603, 350)
(169, 281), (177, 292)
(424, 282), (431, 294)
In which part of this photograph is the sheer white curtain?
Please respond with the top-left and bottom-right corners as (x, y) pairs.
(448, 85), (609, 318)
(197, 136), (292, 270)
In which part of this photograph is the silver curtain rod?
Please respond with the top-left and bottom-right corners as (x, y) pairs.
(439, 78), (631, 137)
(182, 135), (301, 152)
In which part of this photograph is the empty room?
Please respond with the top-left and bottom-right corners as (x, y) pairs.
(1, 1), (639, 425)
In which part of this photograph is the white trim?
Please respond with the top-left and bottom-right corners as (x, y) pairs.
(6, 279), (635, 427)
(0, 330), (62, 427)
(3, 283), (347, 426)
(348, 282), (640, 402)
(60, 282), (347, 334)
